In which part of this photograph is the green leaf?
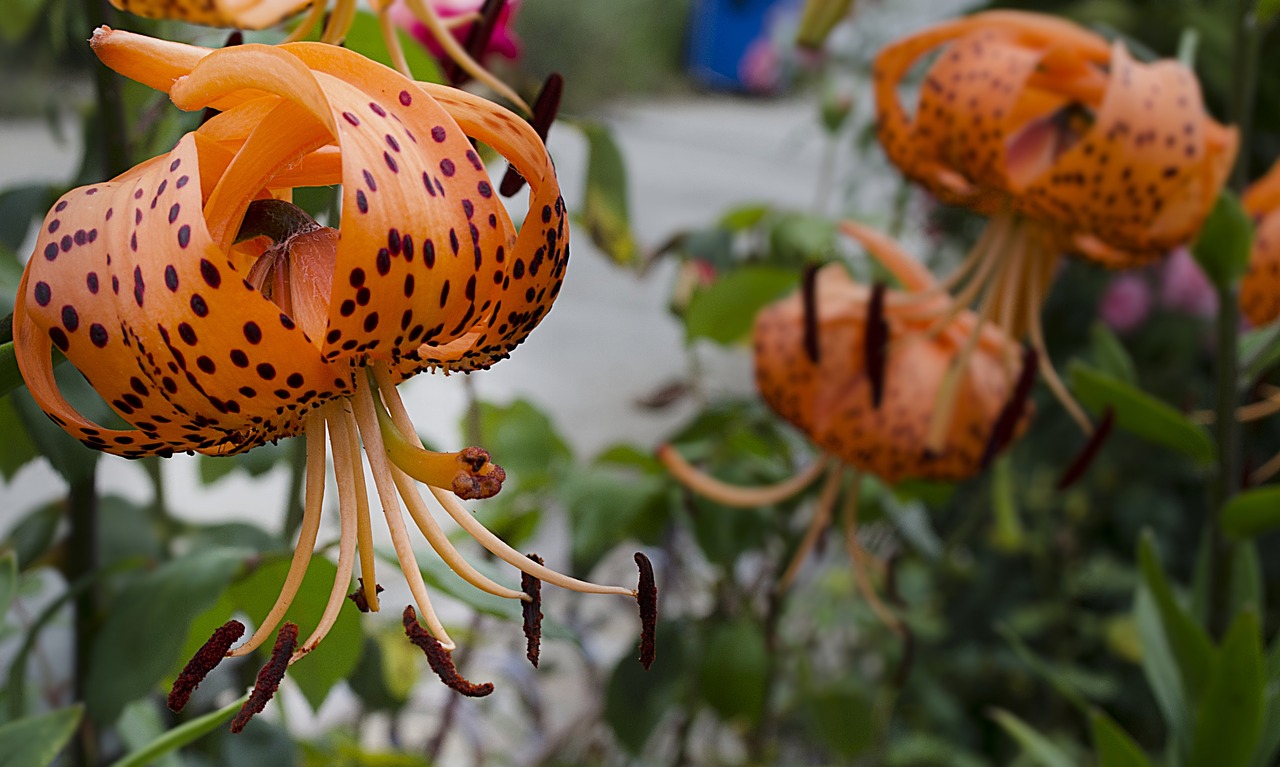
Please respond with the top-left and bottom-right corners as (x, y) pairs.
(0, 396), (37, 481)
(108, 694), (247, 767)
(0, 553), (13, 622)
(1230, 541), (1264, 616)
(802, 683), (874, 759)
(1188, 611), (1265, 767)
(683, 266), (798, 345)
(0, 705), (82, 767)
(990, 708), (1077, 767)
(1222, 487), (1280, 538)
(0, 342), (21, 400)
(998, 624), (1091, 714)
(563, 464), (667, 573)
(768, 213), (837, 266)
(989, 455), (1025, 552)
(795, 0), (854, 48)
(698, 620), (768, 726)
(577, 120), (638, 267)
(1192, 190), (1252, 290)
(1092, 709), (1151, 767)
(228, 556), (361, 711)
(1133, 586), (1191, 747)
(1261, 0), (1280, 23)
(1090, 321), (1137, 384)
(86, 548), (248, 724)
(472, 398), (573, 491)
(337, 10), (444, 83)
(1249, 685), (1280, 767)
(116, 700), (180, 767)
(1137, 532), (1214, 706)
(1239, 322), (1280, 380)
(605, 621), (688, 754)
(1069, 361), (1215, 463)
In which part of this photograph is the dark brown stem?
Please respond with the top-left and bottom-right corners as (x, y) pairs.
(67, 468), (99, 767)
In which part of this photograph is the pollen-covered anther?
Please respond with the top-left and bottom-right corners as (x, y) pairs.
(865, 281), (888, 408)
(347, 579), (385, 613)
(230, 622), (298, 733)
(500, 73), (564, 197)
(634, 552), (658, 671)
(521, 553), (544, 668)
(1056, 406), (1116, 489)
(403, 605), (494, 697)
(168, 619), (245, 712)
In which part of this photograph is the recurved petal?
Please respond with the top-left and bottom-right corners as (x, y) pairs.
(15, 133), (347, 458)
(1019, 43), (1236, 263)
(91, 27), (245, 113)
(109, 0), (310, 29)
(277, 43), (519, 363)
(1240, 208), (1280, 327)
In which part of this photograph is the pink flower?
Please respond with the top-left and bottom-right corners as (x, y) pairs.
(1159, 246), (1218, 318)
(740, 37), (781, 94)
(391, 0), (521, 65)
(1099, 274), (1153, 334)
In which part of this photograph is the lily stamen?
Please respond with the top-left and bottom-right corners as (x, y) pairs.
(656, 445), (831, 508)
(777, 465), (843, 592)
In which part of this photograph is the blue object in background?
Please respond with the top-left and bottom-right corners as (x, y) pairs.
(687, 0), (782, 91)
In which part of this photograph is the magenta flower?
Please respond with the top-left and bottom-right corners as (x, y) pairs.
(1100, 274), (1154, 334)
(1160, 246), (1218, 318)
(391, 0), (520, 66)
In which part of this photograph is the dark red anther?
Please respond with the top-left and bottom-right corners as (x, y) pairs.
(442, 0), (506, 85)
(865, 281), (888, 407)
(230, 622), (298, 733)
(1055, 407), (1115, 489)
(980, 346), (1038, 468)
(802, 264), (821, 365)
(168, 620), (245, 712)
(521, 554), (544, 668)
(500, 73), (564, 197)
(635, 552), (658, 670)
(402, 606), (494, 697)
(347, 579), (384, 612)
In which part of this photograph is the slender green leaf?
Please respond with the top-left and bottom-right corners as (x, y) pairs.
(1070, 362), (1215, 463)
(1188, 611), (1265, 767)
(108, 695), (247, 767)
(0, 705), (82, 767)
(683, 266), (798, 345)
(577, 120), (637, 267)
(116, 700), (180, 767)
(1137, 533), (1214, 705)
(1249, 686), (1280, 767)
(1261, 0), (1280, 23)
(1090, 321), (1137, 384)
(1134, 587), (1191, 747)
(0, 553), (14, 619)
(990, 708), (1077, 767)
(802, 683), (874, 759)
(0, 342), (20, 400)
(989, 456), (1025, 552)
(795, 0), (854, 49)
(0, 396), (37, 481)
(1191, 190), (1252, 289)
(998, 624), (1091, 714)
(1230, 541), (1264, 616)
(1222, 487), (1280, 538)
(1240, 323), (1280, 380)
(1092, 709), (1151, 767)
(87, 549), (248, 724)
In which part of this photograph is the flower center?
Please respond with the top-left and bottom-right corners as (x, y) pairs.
(237, 199), (336, 344)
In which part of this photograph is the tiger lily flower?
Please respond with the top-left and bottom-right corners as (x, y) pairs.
(16, 28), (654, 726)
(108, 0), (530, 113)
(660, 221), (1030, 623)
(874, 10), (1237, 436)
(1240, 158), (1280, 328)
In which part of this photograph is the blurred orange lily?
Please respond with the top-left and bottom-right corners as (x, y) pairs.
(660, 221), (1030, 623)
(874, 10), (1236, 436)
(1240, 159), (1280, 327)
(16, 28), (652, 725)
(108, 0), (529, 113)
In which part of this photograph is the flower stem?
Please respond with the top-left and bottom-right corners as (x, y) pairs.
(1208, 0), (1259, 639)
(67, 468), (100, 767)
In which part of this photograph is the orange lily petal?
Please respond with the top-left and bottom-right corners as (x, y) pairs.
(109, 0), (310, 29)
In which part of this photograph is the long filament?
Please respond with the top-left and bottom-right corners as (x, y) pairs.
(351, 374), (456, 649)
(657, 444), (830, 508)
(293, 403), (359, 659)
(777, 466), (844, 592)
(377, 6), (414, 78)
(401, 0), (531, 115)
(283, 0), (328, 43)
(841, 474), (904, 636)
(371, 367), (635, 597)
(229, 413), (327, 658)
(1025, 248), (1094, 435)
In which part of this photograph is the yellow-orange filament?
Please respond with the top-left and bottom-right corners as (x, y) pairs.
(777, 466), (844, 592)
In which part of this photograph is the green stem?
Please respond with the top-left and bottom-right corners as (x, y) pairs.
(84, 0), (129, 177)
(67, 469), (100, 767)
(1207, 0), (1259, 640)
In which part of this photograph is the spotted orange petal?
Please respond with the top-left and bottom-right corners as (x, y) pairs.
(108, 0), (310, 29)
